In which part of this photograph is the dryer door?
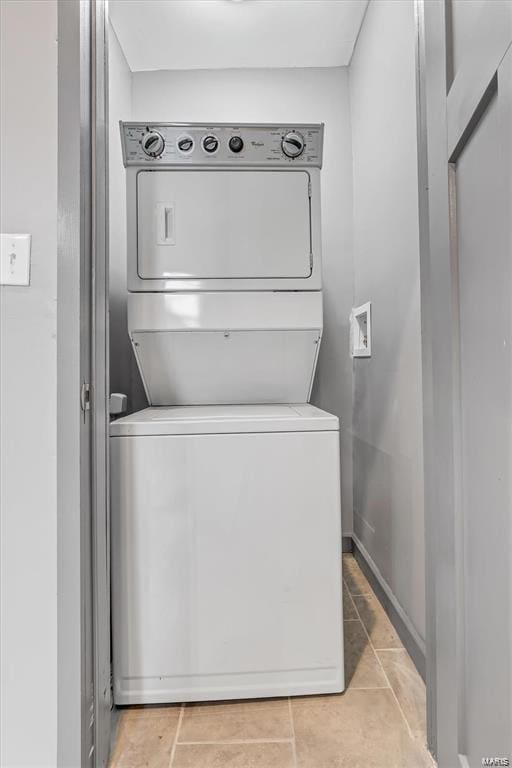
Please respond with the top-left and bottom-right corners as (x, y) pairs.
(137, 170), (312, 280)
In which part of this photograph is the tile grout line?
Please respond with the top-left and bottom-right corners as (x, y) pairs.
(343, 577), (395, 696)
(288, 697), (298, 768)
(342, 578), (359, 619)
(173, 706), (289, 719)
(373, 646), (409, 652)
(349, 589), (404, 652)
(348, 558), (435, 763)
(345, 563), (406, 652)
(169, 703), (185, 768)
(348, 574), (417, 742)
(343, 555), (374, 599)
(176, 737), (296, 746)
(373, 647), (410, 652)
(342, 576), (369, 608)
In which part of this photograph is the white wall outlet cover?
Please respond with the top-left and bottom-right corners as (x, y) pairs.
(0, 234), (31, 286)
(350, 301), (371, 358)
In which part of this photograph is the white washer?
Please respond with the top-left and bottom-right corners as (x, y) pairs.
(111, 404), (344, 704)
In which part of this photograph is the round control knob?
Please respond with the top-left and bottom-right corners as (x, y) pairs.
(281, 131), (305, 159)
(141, 130), (165, 158)
(229, 136), (244, 154)
(202, 135), (219, 154)
(177, 135), (194, 154)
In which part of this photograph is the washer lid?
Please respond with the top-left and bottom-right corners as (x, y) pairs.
(110, 403), (339, 437)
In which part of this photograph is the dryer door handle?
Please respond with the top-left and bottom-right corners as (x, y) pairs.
(156, 202), (176, 246)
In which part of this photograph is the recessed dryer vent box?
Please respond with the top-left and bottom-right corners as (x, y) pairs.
(350, 302), (372, 358)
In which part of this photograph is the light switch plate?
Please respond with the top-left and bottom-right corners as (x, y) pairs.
(1, 234), (31, 286)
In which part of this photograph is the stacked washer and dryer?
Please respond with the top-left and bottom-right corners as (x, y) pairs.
(111, 123), (344, 705)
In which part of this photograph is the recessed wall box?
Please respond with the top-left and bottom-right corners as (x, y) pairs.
(350, 302), (371, 358)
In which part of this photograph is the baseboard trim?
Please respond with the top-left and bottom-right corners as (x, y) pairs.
(351, 534), (426, 681)
(342, 535), (353, 553)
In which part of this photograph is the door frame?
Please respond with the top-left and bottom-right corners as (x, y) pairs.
(91, 0), (111, 764)
(57, 0), (110, 765)
(414, 2), (452, 760)
(63, 0), (456, 764)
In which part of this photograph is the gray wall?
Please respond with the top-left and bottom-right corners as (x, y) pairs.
(0, 1), (58, 764)
(111, 65), (355, 532)
(349, 0), (426, 642)
(108, 24), (147, 412)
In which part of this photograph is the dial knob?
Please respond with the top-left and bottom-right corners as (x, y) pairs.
(229, 136), (244, 154)
(281, 131), (305, 159)
(141, 130), (165, 158)
(177, 135), (194, 154)
(202, 135), (219, 154)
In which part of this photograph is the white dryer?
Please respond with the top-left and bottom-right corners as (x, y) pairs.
(111, 123), (344, 704)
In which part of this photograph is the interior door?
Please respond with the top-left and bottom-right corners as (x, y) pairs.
(419, 2), (512, 766)
(452, 58), (511, 767)
(137, 170), (312, 279)
(57, 2), (96, 767)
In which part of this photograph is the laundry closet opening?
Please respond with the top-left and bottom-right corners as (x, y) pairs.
(106, 2), (429, 767)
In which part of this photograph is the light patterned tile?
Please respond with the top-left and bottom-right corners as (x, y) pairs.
(343, 582), (358, 620)
(377, 649), (427, 742)
(110, 560), (429, 768)
(292, 688), (432, 768)
(344, 619), (389, 689)
(353, 593), (403, 650)
(179, 698), (292, 742)
(172, 741), (295, 768)
(343, 555), (374, 597)
(119, 704), (182, 720)
(109, 708), (180, 768)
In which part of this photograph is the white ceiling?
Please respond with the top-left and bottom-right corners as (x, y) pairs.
(109, 0), (368, 72)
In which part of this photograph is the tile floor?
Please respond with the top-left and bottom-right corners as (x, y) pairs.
(109, 554), (434, 768)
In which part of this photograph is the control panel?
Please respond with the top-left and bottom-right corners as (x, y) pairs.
(121, 123), (323, 167)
